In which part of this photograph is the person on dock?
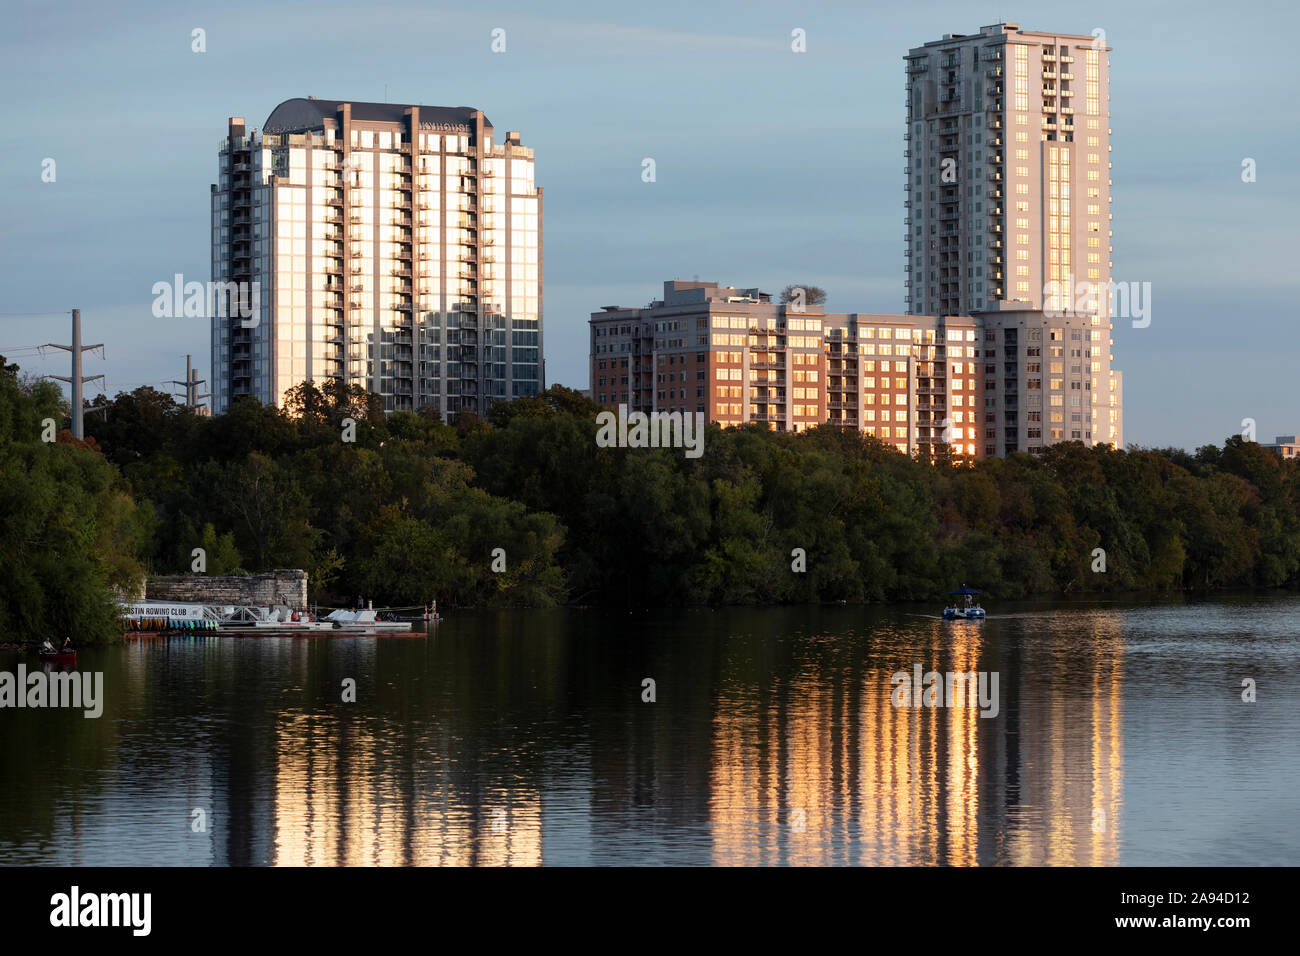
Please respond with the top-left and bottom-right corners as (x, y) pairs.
(356, 594), (364, 609)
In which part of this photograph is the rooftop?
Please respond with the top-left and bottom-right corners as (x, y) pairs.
(263, 97), (489, 134)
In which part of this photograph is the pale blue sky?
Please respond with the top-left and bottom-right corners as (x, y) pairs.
(1, 0), (1296, 449)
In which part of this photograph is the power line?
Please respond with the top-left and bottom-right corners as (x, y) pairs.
(0, 310), (73, 318)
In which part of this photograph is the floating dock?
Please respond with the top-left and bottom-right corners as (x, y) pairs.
(120, 602), (417, 634)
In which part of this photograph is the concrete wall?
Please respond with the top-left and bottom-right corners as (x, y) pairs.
(146, 570), (308, 609)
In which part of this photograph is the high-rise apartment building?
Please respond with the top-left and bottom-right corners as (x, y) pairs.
(904, 23), (1122, 451)
(211, 98), (542, 416)
(904, 22), (1111, 316)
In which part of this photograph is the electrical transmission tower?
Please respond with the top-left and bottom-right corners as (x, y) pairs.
(170, 354), (211, 414)
(45, 309), (103, 440)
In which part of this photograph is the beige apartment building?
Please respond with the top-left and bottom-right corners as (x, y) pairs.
(590, 280), (1127, 459)
(589, 24), (1127, 460)
(211, 98), (542, 416)
(904, 22), (1122, 451)
(590, 281), (986, 460)
(1263, 436), (1300, 460)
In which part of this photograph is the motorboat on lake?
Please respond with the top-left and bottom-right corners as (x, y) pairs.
(942, 586), (986, 620)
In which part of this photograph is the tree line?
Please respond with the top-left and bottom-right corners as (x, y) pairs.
(2, 355), (1297, 643)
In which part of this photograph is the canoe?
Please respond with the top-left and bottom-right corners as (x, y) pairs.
(39, 650), (77, 663)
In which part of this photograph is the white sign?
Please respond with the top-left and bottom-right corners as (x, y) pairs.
(119, 603), (207, 620)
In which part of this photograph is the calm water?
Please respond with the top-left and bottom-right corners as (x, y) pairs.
(2, 595), (1298, 866)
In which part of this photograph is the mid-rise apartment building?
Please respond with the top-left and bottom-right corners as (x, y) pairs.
(590, 281), (986, 459)
(590, 280), (1125, 459)
(1263, 436), (1300, 460)
(211, 97), (542, 416)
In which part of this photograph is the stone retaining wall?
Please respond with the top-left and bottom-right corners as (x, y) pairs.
(146, 570), (308, 609)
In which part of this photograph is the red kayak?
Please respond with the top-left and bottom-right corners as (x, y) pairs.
(39, 650), (76, 664)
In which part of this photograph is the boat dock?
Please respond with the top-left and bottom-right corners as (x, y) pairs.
(119, 602), (421, 635)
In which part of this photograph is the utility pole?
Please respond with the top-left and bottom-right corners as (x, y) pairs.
(170, 354), (210, 412)
(46, 309), (104, 440)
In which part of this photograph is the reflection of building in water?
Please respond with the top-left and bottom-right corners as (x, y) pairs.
(268, 713), (542, 866)
(1004, 616), (1124, 866)
(709, 615), (1123, 865)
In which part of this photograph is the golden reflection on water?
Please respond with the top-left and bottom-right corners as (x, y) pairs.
(270, 715), (542, 867)
(227, 610), (1126, 866)
(7, 602), (1297, 866)
(709, 613), (1124, 866)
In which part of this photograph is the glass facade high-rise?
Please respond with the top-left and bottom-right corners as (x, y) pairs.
(211, 98), (542, 416)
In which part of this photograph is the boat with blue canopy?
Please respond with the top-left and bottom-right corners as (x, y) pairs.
(942, 586), (986, 620)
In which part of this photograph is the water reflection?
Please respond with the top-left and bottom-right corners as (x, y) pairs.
(707, 614), (1124, 865)
(1, 596), (1296, 866)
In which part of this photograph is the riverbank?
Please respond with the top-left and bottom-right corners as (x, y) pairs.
(5, 364), (1299, 645)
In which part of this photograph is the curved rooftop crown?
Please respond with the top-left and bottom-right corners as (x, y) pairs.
(263, 97), (489, 134)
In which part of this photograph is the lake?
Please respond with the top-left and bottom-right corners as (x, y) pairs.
(2, 594), (1297, 866)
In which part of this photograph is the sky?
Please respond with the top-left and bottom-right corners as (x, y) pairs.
(1, 0), (1296, 450)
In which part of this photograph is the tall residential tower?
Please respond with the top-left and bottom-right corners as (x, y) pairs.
(904, 22), (1112, 316)
(904, 23), (1122, 452)
(211, 98), (542, 416)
